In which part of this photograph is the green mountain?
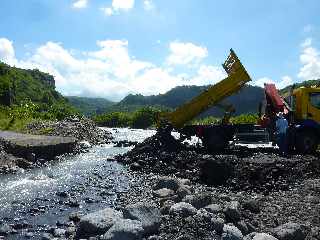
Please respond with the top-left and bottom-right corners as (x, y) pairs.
(66, 96), (115, 116)
(109, 85), (264, 117)
(0, 62), (65, 105)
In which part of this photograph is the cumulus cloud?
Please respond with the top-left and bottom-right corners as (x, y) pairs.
(253, 76), (293, 90)
(0, 38), (16, 65)
(72, 0), (88, 9)
(167, 41), (208, 66)
(101, 0), (134, 16)
(143, 0), (155, 11)
(0, 37), (227, 101)
(298, 38), (320, 80)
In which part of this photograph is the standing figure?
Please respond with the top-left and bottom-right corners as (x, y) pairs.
(275, 112), (288, 156)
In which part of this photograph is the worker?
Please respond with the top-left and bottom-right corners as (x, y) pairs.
(275, 112), (288, 156)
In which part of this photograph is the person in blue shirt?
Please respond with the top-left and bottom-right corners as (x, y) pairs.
(275, 112), (289, 156)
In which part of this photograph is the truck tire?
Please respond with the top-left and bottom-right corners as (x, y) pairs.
(295, 130), (318, 154)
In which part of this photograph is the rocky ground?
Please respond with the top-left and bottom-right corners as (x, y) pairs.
(1, 129), (319, 239)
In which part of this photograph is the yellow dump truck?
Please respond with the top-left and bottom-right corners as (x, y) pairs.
(157, 49), (320, 153)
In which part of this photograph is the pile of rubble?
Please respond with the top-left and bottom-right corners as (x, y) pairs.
(27, 117), (112, 145)
(116, 131), (320, 194)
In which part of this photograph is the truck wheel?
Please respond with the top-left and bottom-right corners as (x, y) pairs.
(295, 130), (318, 154)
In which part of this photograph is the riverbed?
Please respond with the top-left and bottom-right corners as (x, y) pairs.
(0, 128), (155, 239)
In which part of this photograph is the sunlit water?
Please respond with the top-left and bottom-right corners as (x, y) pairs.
(0, 128), (155, 229)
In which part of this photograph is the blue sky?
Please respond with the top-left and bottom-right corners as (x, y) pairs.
(0, 0), (320, 101)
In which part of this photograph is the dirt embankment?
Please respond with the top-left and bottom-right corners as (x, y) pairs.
(114, 131), (320, 239)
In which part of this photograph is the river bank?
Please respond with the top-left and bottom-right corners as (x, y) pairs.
(0, 118), (112, 175)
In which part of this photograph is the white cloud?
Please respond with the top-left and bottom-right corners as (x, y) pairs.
(112, 0), (134, 11)
(167, 41), (208, 66)
(143, 0), (155, 11)
(298, 38), (320, 80)
(72, 0), (88, 9)
(1, 37), (227, 101)
(0, 38), (16, 65)
(189, 65), (226, 85)
(253, 76), (293, 90)
(101, 0), (134, 16)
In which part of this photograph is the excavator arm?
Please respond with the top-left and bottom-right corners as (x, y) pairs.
(157, 49), (252, 129)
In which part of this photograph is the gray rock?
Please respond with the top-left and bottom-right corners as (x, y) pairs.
(169, 202), (197, 218)
(211, 217), (225, 234)
(153, 177), (181, 191)
(182, 193), (213, 209)
(272, 222), (305, 240)
(244, 232), (278, 240)
(205, 203), (223, 214)
(76, 208), (123, 238)
(0, 224), (13, 235)
(102, 219), (144, 240)
(176, 186), (191, 200)
(160, 200), (175, 215)
(222, 224), (243, 240)
(224, 201), (241, 222)
(153, 188), (175, 198)
(123, 203), (161, 235)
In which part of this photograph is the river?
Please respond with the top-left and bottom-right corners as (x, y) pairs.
(0, 128), (155, 239)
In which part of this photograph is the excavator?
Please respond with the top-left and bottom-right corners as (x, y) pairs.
(157, 49), (320, 154)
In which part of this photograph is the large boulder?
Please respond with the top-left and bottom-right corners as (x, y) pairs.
(182, 193), (213, 209)
(169, 202), (197, 218)
(272, 223), (306, 240)
(123, 203), (161, 235)
(244, 232), (278, 240)
(102, 219), (144, 240)
(222, 224), (243, 240)
(76, 208), (123, 238)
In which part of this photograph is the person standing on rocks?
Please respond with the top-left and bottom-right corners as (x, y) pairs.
(275, 112), (288, 156)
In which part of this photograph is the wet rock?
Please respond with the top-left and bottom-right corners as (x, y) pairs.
(0, 223), (13, 235)
(68, 199), (80, 207)
(76, 208), (123, 238)
(244, 232), (278, 240)
(41, 233), (53, 240)
(182, 193), (213, 209)
(15, 158), (33, 168)
(123, 203), (161, 235)
(153, 188), (175, 199)
(272, 222), (306, 240)
(236, 221), (249, 235)
(101, 219), (144, 240)
(222, 224), (243, 240)
(224, 201), (241, 223)
(131, 162), (142, 171)
(169, 202), (197, 218)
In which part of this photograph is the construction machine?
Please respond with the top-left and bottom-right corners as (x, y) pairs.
(157, 49), (320, 153)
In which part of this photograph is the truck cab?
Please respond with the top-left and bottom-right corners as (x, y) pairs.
(291, 87), (320, 153)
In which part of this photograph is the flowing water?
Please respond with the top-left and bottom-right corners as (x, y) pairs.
(0, 128), (155, 239)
